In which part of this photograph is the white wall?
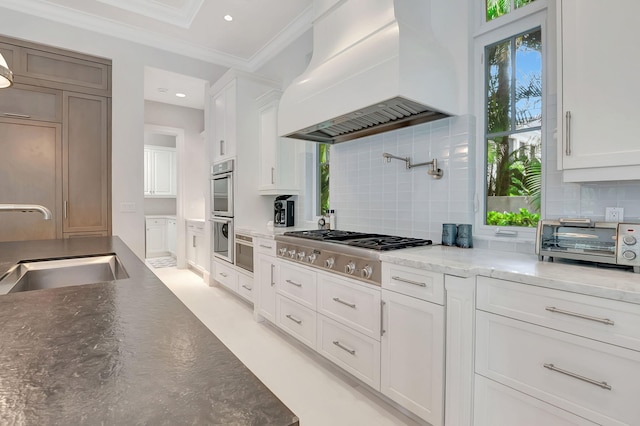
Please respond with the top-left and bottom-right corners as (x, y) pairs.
(0, 7), (227, 258)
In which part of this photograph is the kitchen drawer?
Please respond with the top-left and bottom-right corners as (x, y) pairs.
(237, 271), (254, 303)
(476, 311), (640, 425)
(276, 294), (316, 350)
(382, 263), (444, 305)
(0, 84), (62, 122)
(317, 314), (381, 390)
(255, 238), (276, 256)
(278, 262), (316, 310)
(474, 375), (597, 426)
(146, 218), (167, 227)
(317, 271), (381, 340)
(187, 220), (205, 232)
(214, 260), (238, 292)
(477, 276), (640, 351)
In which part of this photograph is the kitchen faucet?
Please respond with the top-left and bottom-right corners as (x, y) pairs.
(0, 204), (52, 220)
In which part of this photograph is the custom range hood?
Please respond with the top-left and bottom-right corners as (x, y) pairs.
(278, 0), (459, 144)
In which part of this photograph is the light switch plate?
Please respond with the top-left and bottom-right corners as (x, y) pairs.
(120, 202), (136, 213)
(605, 207), (624, 222)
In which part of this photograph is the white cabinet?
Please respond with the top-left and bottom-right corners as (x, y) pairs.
(257, 91), (299, 195)
(167, 218), (176, 256)
(380, 288), (445, 426)
(211, 80), (236, 161)
(237, 271), (254, 302)
(186, 220), (206, 273)
(213, 258), (238, 292)
(145, 217), (168, 258)
(255, 238), (278, 323)
(558, 0), (640, 181)
(144, 145), (176, 197)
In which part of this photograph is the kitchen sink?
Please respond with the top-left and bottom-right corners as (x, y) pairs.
(0, 254), (129, 294)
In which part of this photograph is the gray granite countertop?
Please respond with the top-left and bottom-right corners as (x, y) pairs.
(380, 245), (640, 304)
(0, 237), (298, 425)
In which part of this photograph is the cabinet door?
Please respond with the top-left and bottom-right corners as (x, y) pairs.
(143, 148), (152, 195)
(0, 118), (62, 241)
(258, 101), (278, 191)
(0, 84), (62, 122)
(212, 81), (236, 161)
(151, 149), (174, 196)
(257, 254), (278, 323)
(167, 219), (177, 255)
(559, 0), (640, 172)
(63, 92), (109, 234)
(195, 232), (207, 270)
(146, 220), (167, 258)
(186, 229), (197, 266)
(381, 289), (445, 425)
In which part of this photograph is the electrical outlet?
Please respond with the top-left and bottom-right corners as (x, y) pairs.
(605, 207), (624, 222)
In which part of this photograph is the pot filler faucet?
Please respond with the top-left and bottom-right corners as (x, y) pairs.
(382, 152), (444, 179)
(0, 204), (52, 220)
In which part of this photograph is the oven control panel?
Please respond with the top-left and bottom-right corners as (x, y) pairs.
(617, 223), (640, 271)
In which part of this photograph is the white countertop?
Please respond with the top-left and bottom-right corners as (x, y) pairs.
(380, 245), (640, 304)
(145, 215), (176, 220)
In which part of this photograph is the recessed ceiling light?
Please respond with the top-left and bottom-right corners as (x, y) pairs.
(224, 14), (233, 22)
(158, 87), (168, 93)
(176, 93), (187, 98)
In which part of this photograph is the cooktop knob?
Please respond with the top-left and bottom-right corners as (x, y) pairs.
(623, 250), (637, 260)
(623, 235), (637, 246)
(345, 262), (356, 275)
(297, 251), (306, 261)
(361, 265), (373, 279)
(278, 247), (287, 256)
(288, 249), (296, 258)
(307, 253), (317, 263)
(325, 257), (335, 269)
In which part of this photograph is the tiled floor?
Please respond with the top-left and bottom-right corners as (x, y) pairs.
(150, 265), (423, 426)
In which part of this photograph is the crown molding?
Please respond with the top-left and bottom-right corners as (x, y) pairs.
(95, 0), (205, 29)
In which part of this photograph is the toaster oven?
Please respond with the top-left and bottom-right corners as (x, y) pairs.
(536, 219), (640, 273)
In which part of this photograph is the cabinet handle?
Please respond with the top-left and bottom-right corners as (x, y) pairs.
(220, 272), (228, 278)
(64, 201), (68, 219)
(270, 264), (275, 286)
(543, 363), (611, 390)
(220, 139), (224, 156)
(285, 314), (302, 325)
(332, 297), (356, 309)
(391, 276), (427, 287)
(333, 340), (356, 355)
(565, 111), (572, 156)
(380, 300), (386, 336)
(285, 279), (302, 287)
(3, 112), (31, 118)
(271, 167), (275, 184)
(193, 235), (196, 247)
(260, 244), (273, 249)
(241, 285), (252, 292)
(545, 306), (614, 326)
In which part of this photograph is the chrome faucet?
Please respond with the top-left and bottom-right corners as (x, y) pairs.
(0, 204), (52, 220)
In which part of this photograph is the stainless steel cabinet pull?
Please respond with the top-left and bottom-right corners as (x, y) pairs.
(193, 235), (196, 247)
(64, 201), (68, 219)
(241, 285), (252, 291)
(286, 279), (302, 287)
(333, 340), (356, 355)
(260, 244), (273, 249)
(270, 264), (275, 286)
(565, 111), (572, 156)
(3, 112), (31, 118)
(543, 363), (611, 390)
(220, 272), (228, 278)
(391, 276), (427, 287)
(545, 306), (614, 326)
(286, 314), (302, 325)
(381, 300), (386, 336)
(220, 140), (225, 156)
(271, 167), (275, 184)
(332, 297), (356, 309)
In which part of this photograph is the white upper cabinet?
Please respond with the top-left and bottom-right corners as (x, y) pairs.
(257, 90), (300, 195)
(212, 80), (237, 161)
(558, 0), (640, 182)
(144, 145), (176, 197)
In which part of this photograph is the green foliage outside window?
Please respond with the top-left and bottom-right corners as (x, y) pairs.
(486, 0), (536, 21)
(318, 144), (330, 215)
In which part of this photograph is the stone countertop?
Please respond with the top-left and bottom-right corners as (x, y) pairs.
(145, 215), (177, 220)
(0, 237), (298, 425)
(380, 245), (640, 304)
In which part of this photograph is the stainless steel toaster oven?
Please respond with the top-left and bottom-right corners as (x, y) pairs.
(536, 219), (640, 272)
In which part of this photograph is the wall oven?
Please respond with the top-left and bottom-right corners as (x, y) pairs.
(211, 217), (233, 264)
(235, 232), (254, 273)
(211, 159), (234, 218)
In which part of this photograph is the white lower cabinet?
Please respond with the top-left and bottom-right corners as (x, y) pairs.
(167, 218), (176, 256)
(276, 294), (317, 350)
(237, 271), (254, 302)
(380, 288), (445, 426)
(213, 259), (237, 293)
(186, 221), (206, 273)
(256, 252), (278, 323)
(145, 217), (168, 258)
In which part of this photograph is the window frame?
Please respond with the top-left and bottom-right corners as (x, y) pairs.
(473, 6), (548, 240)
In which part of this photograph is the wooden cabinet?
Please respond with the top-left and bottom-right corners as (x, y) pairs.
(0, 84), (62, 122)
(257, 91), (299, 195)
(144, 145), (176, 197)
(211, 80), (236, 161)
(186, 220), (206, 273)
(558, 0), (640, 181)
(145, 217), (168, 258)
(255, 238), (278, 323)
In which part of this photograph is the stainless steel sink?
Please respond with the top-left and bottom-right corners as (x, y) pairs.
(0, 254), (129, 294)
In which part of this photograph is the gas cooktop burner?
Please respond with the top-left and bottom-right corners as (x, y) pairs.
(283, 229), (379, 241)
(283, 230), (432, 251)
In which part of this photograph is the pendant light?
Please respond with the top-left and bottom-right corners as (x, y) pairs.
(0, 52), (14, 88)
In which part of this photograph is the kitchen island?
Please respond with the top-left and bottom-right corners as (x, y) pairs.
(0, 237), (298, 425)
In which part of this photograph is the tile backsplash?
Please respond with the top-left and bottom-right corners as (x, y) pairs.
(330, 115), (476, 242)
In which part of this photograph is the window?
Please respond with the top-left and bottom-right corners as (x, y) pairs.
(317, 143), (330, 215)
(486, 0), (537, 21)
(484, 28), (542, 228)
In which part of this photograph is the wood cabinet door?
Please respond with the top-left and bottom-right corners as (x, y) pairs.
(63, 92), (109, 234)
(0, 118), (62, 241)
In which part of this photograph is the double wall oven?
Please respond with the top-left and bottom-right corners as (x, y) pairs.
(210, 160), (234, 264)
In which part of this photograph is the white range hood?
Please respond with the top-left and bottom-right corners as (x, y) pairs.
(278, 0), (459, 144)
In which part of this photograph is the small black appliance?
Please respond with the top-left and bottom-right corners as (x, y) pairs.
(274, 195), (294, 227)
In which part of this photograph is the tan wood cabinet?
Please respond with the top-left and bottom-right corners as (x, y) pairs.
(0, 84), (62, 122)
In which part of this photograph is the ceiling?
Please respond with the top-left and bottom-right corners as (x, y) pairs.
(1, 0), (314, 109)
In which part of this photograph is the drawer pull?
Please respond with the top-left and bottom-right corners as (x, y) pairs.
(545, 306), (615, 326)
(332, 297), (356, 309)
(391, 276), (427, 287)
(3, 112), (31, 118)
(285, 314), (302, 325)
(381, 300), (386, 336)
(270, 264), (275, 286)
(333, 340), (356, 355)
(220, 272), (228, 278)
(260, 244), (273, 249)
(241, 285), (252, 291)
(286, 279), (302, 287)
(543, 363), (612, 390)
